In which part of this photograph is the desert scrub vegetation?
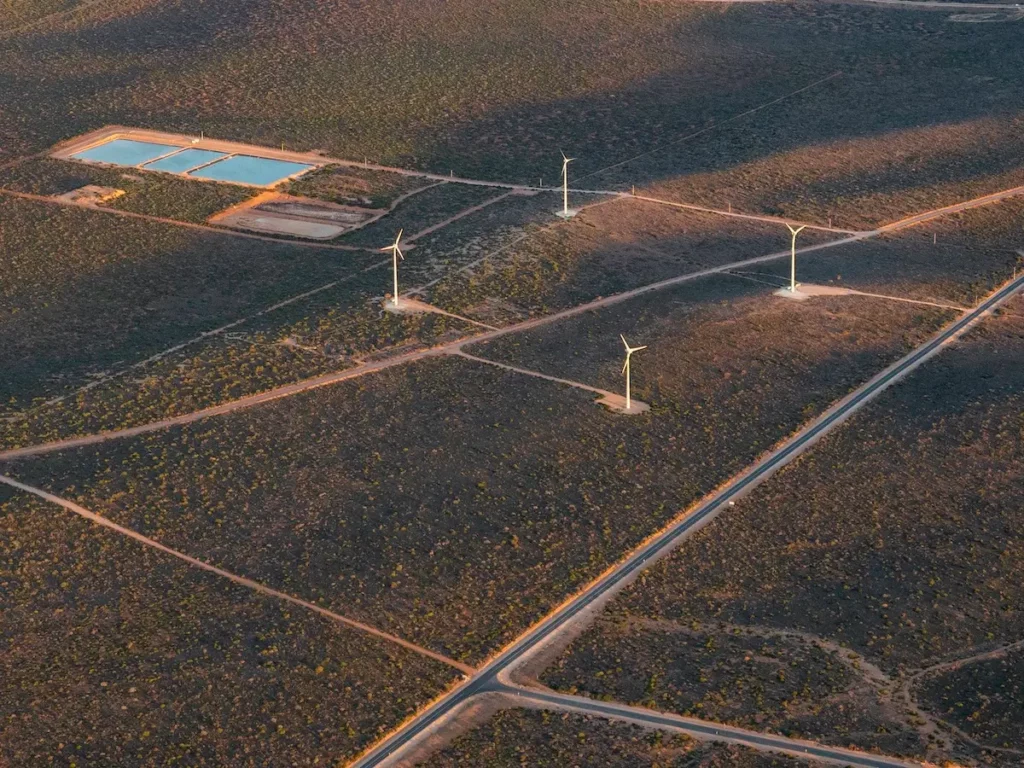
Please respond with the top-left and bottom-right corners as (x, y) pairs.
(916, 646), (1024, 753)
(0, 493), (456, 766)
(5, 281), (952, 663)
(0, 0), (724, 175)
(0, 157), (256, 223)
(422, 708), (822, 768)
(427, 199), (834, 325)
(585, 4), (1024, 230)
(286, 164), (434, 210)
(539, 298), (1024, 764)
(413, 2), (1024, 185)
(337, 181), (504, 248)
(399, 190), (561, 289)
(0, 0), (80, 31)
(468, 271), (953, 411)
(616, 110), (1024, 232)
(11, 0), (1018, 188)
(0, 194), (380, 413)
(913, 195), (1024, 253)
(543, 616), (922, 757)
(0, 269), (472, 450)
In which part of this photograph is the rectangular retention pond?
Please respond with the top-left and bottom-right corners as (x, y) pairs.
(143, 148), (226, 174)
(189, 155), (313, 186)
(65, 135), (317, 187)
(72, 139), (180, 167)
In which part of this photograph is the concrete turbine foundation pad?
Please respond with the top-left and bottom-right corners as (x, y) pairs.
(774, 284), (856, 301)
(792, 284), (857, 297)
(773, 285), (810, 301)
(597, 393), (650, 415)
(555, 209), (579, 219)
(382, 297), (434, 316)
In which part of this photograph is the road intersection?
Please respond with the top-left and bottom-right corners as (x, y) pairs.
(352, 273), (1024, 767)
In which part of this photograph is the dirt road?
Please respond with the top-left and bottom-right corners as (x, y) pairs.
(0, 230), (867, 461)
(0, 473), (475, 674)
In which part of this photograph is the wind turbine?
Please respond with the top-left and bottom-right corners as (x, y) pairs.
(558, 151), (576, 218)
(785, 224), (807, 293)
(381, 230), (404, 308)
(620, 334), (647, 412)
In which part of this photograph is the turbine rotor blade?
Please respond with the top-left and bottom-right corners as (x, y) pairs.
(620, 334), (629, 350)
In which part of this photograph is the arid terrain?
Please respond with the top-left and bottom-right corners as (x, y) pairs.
(1, 0), (1022, 766)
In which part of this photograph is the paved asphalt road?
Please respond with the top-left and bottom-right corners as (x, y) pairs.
(353, 273), (1024, 767)
(502, 686), (920, 768)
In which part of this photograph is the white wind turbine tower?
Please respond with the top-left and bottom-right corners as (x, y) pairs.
(381, 229), (405, 308)
(557, 151), (577, 218)
(620, 334), (647, 412)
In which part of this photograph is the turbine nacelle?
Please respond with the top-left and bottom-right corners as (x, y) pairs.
(620, 333), (647, 372)
(381, 229), (405, 261)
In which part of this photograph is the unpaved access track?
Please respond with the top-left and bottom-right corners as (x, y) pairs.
(6, 174), (1023, 461)
(0, 229), (867, 461)
(500, 686), (920, 768)
(0, 473), (475, 674)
